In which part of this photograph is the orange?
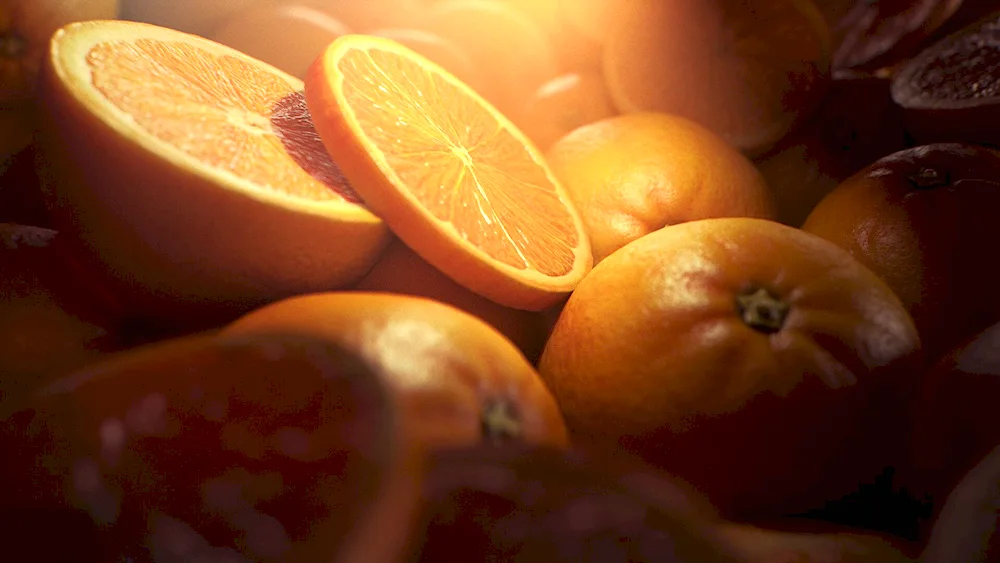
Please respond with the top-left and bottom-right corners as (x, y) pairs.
(545, 112), (775, 264)
(34, 20), (390, 326)
(223, 292), (569, 449)
(558, 0), (617, 44)
(0, 223), (123, 408)
(0, 0), (119, 107)
(208, 3), (351, 79)
(537, 217), (922, 519)
(366, 28), (485, 94)
(801, 143), (1000, 362)
(417, 0), (560, 112)
(304, 34), (592, 311)
(3, 331), (422, 563)
(753, 71), (907, 227)
(900, 319), (1000, 532)
(510, 69), (618, 152)
(352, 239), (552, 364)
(603, 0), (832, 156)
(317, 0), (420, 32)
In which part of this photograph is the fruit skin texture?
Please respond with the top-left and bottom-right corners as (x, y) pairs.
(537, 217), (922, 519)
(802, 143), (1000, 362)
(35, 21), (390, 327)
(0, 332), (423, 563)
(546, 112), (775, 265)
(353, 239), (553, 364)
(304, 34), (592, 312)
(0, 0), (120, 106)
(223, 292), (569, 450)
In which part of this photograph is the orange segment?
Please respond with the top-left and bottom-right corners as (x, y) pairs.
(304, 34), (592, 310)
(37, 21), (390, 324)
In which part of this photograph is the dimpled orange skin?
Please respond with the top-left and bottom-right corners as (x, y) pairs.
(537, 217), (922, 519)
(223, 292), (570, 450)
(802, 143), (1000, 363)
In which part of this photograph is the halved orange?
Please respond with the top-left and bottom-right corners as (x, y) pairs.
(35, 20), (390, 325)
(304, 34), (592, 311)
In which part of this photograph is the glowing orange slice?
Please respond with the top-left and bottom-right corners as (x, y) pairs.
(304, 34), (592, 311)
(36, 20), (390, 323)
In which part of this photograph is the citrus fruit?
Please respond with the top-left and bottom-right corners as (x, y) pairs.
(545, 112), (775, 264)
(891, 11), (1000, 146)
(318, 0), (420, 32)
(366, 27), (485, 94)
(537, 217), (922, 518)
(0, 0), (119, 107)
(920, 444), (1000, 563)
(417, 0), (560, 112)
(352, 239), (552, 363)
(34, 20), (390, 325)
(510, 69), (618, 152)
(208, 3), (351, 79)
(0, 331), (423, 562)
(754, 71), (907, 227)
(121, 0), (261, 36)
(557, 0), (617, 44)
(831, 0), (964, 72)
(801, 143), (1000, 361)
(411, 445), (736, 563)
(0, 223), (123, 407)
(304, 33), (592, 311)
(901, 320), (1000, 527)
(223, 292), (569, 449)
(603, 0), (832, 156)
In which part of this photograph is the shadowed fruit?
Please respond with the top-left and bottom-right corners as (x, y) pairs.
(510, 69), (618, 152)
(716, 522), (914, 563)
(0, 0), (119, 106)
(891, 11), (1000, 146)
(831, 0), (964, 72)
(418, 0), (559, 112)
(545, 112), (775, 264)
(409, 445), (740, 563)
(0, 332), (422, 562)
(353, 239), (552, 364)
(0, 223), (122, 408)
(35, 20), (390, 327)
(208, 3), (351, 79)
(223, 292), (569, 449)
(603, 0), (832, 156)
(802, 143), (1000, 361)
(920, 443), (1000, 563)
(902, 320), (1000, 532)
(754, 71), (907, 227)
(538, 217), (922, 519)
(305, 33), (592, 311)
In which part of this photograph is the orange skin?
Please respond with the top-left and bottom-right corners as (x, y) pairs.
(0, 332), (423, 563)
(538, 217), (922, 519)
(223, 292), (569, 450)
(802, 143), (1000, 363)
(0, 223), (123, 408)
(899, 319), (1000, 537)
(353, 239), (553, 364)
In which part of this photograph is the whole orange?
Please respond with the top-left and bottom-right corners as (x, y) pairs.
(223, 292), (568, 450)
(545, 112), (775, 264)
(537, 217), (922, 519)
(802, 143), (1000, 362)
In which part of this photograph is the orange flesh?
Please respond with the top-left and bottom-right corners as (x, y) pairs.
(86, 38), (363, 204)
(334, 47), (580, 276)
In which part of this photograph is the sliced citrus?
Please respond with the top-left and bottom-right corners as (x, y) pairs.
(304, 34), (592, 311)
(36, 20), (390, 324)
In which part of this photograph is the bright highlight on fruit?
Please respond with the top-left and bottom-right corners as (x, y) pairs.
(304, 34), (593, 311)
(36, 20), (390, 323)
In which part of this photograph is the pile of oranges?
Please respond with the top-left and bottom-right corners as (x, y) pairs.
(3, 0), (1000, 561)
